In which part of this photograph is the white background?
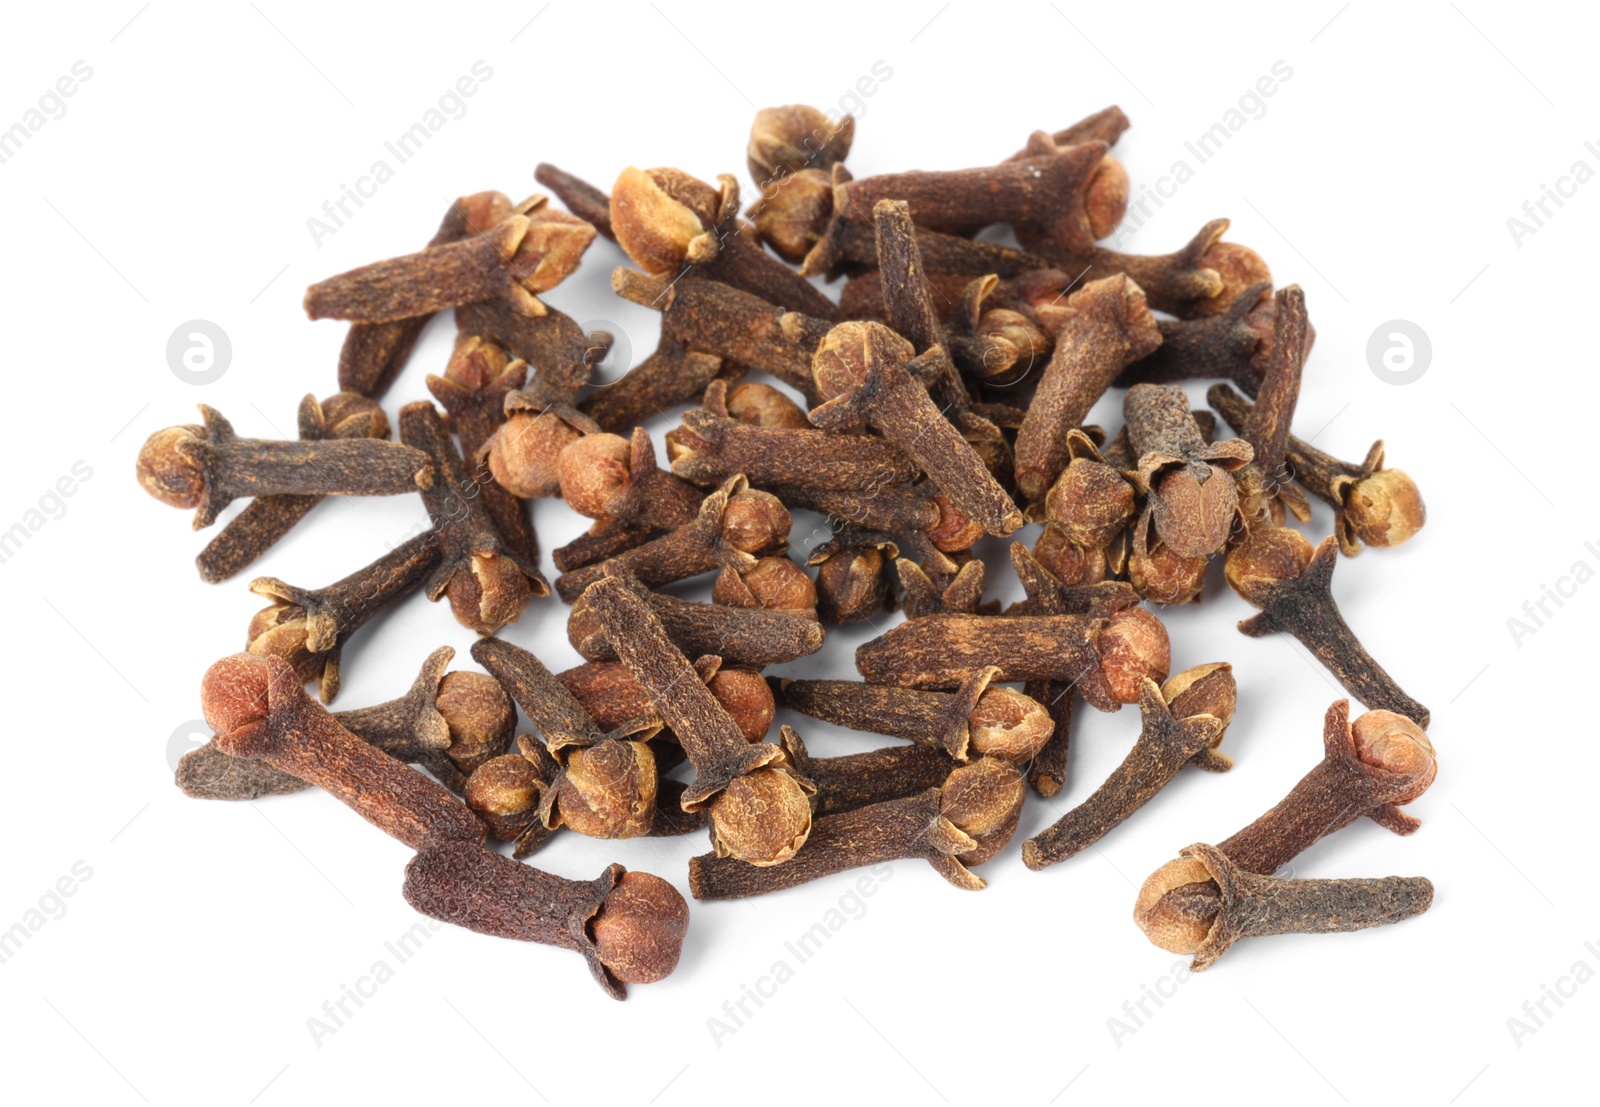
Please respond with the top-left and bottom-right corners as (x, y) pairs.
(1, 2), (1594, 1104)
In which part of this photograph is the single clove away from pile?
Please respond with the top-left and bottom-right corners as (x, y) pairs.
(141, 101), (1438, 998)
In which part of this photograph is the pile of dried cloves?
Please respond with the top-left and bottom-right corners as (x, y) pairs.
(140, 101), (1437, 997)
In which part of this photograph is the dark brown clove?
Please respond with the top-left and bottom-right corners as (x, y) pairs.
(611, 268), (824, 401)
(339, 191), (514, 397)
(579, 571), (814, 865)
(1114, 280), (1277, 393)
(1125, 383), (1253, 557)
(1219, 699), (1437, 875)
(425, 335), (540, 561)
(137, 405), (432, 529)
(1014, 275), (1163, 503)
(305, 200), (596, 322)
(1022, 667), (1234, 869)
(609, 166), (838, 319)
(870, 200), (1017, 492)
(402, 842), (688, 999)
(558, 659), (775, 743)
(1027, 218), (1270, 318)
(330, 646), (514, 792)
(785, 737), (962, 819)
(455, 294), (605, 405)
(857, 603), (1169, 712)
(1210, 385), (1426, 556)
(834, 138), (1119, 251)
(1134, 842), (1433, 971)
(247, 530), (442, 703)
(1225, 286), (1312, 526)
(712, 555), (819, 620)
(779, 668), (1054, 763)
(1005, 105), (1131, 161)
(668, 404), (916, 491)
(554, 474), (786, 601)
(808, 529), (898, 624)
(580, 343), (727, 435)
(465, 736), (704, 858)
(1226, 529), (1430, 725)
(535, 163), (615, 240)
(195, 392), (390, 582)
(810, 321), (1023, 536)
(400, 402), (548, 633)
(569, 568), (824, 667)
(468, 638), (665, 841)
(202, 653), (486, 850)
(555, 427), (703, 536)
(688, 758), (1026, 897)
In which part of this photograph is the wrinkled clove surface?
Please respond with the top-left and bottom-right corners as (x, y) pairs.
(403, 842), (687, 999)
(689, 758), (1026, 898)
(202, 654), (486, 851)
(1023, 667), (1234, 869)
(1226, 529), (1430, 726)
(1134, 842), (1433, 971)
(137, 404), (431, 529)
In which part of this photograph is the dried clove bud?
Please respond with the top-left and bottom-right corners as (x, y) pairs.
(611, 268), (826, 402)
(554, 475), (786, 601)
(305, 198), (596, 322)
(1225, 529), (1430, 725)
(247, 531), (441, 703)
(834, 138), (1120, 251)
(1022, 668), (1234, 869)
(712, 555), (819, 620)
(722, 381), (810, 429)
(1125, 383), (1254, 557)
(579, 572), (815, 865)
(1223, 286), (1313, 526)
(688, 758), (1026, 898)
(1216, 699), (1437, 875)
(856, 603), (1169, 713)
(195, 392), (390, 582)
(425, 335), (540, 561)
(1114, 280), (1277, 393)
(809, 529), (897, 624)
(137, 404), (431, 529)
(400, 402), (548, 633)
(557, 660), (775, 743)
(779, 668), (1053, 763)
(339, 191), (513, 397)
(329, 646), (514, 792)
(747, 104), (854, 183)
(810, 320), (1023, 536)
(1014, 275), (1162, 503)
(534, 163), (615, 239)
(202, 653), (486, 850)
(668, 401), (916, 491)
(1210, 385), (1426, 555)
(1026, 218), (1270, 318)
(468, 638), (665, 842)
(610, 166), (838, 319)
(403, 842), (687, 999)
(569, 567), (823, 667)
(785, 737), (962, 819)
(1133, 843), (1433, 971)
